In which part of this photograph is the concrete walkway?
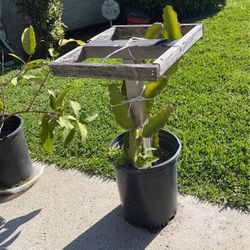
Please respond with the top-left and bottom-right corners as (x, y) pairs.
(0, 162), (249, 250)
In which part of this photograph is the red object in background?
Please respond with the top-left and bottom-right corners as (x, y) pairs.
(127, 16), (151, 24)
(127, 10), (151, 24)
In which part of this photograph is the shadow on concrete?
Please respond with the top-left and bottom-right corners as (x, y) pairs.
(0, 209), (41, 249)
(0, 190), (29, 204)
(64, 206), (159, 250)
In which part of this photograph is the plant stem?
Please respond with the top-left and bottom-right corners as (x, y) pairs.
(0, 50), (6, 130)
(0, 80), (5, 116)
(3, 51), (36, 87)
(26, 69), (50, 112)
(2, 110), (57, 123)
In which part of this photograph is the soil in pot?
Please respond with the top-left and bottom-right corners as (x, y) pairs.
(110, 129), (181, 231)
(0, 116), (33, 188)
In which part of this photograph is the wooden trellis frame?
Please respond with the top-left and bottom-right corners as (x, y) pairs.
(50, 24), (203, 149)
(50, 24), (204, 81)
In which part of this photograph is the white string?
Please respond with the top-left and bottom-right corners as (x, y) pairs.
(107, 37), (157, 116)
(102, 37), (147, 63)
(106, 37), (170, 117)
(105, 37), (182, 118)
(112, 87), (154, 117)
(102, 37), (184, 63)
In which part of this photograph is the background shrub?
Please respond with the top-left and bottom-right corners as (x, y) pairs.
(12, 0), (64, 55)
(119, 0), (226, 20)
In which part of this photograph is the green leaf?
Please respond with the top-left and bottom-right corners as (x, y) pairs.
(162, 6), (182, 39)
(62, 125), (75, 145)
(40, 116), (49, 144)
(11, 77), (18, 86)
(57, 116), (76, 145)
(42, 132), (54, 154)
(77, 122), (88, 142)
(55, 86), (73, 108)
(0, 100), (3, 111)
(48, 90), (56, 97)
(48, 117), (59, 131)
(58, 116), (74, 130)
(22, 74), (38, 80)
(48, 48), (55, 57)
(48, 90), (56, 110)
(63, 128), (76, 145)
(83, 112), (98, 123)
(27, 59), (47, 68)
(59, 39), (72, 46)
(70, 101), (81, 117)
(142, 105), (174, 138)
(59, 38), (84, 47)
(8, 53), (25, 64)
(22, 26), (36, 55)
(137, 154), (159, 168)
(48, 48), (60, 59)
(145, 23), (164, 39)
(65, 115), (77, 121)
(26, 61), (47, 70)
(75, 40), (84, 46)
(40, 115), (55, 154)
(43, 132), (54, 153)
(108, 84), (133, 130)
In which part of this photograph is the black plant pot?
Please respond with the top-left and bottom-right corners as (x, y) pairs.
(0, 116), (32, 187)
(110, 129), (181, 230)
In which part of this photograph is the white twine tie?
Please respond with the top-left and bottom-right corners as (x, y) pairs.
(102, 37), (148, 63)
(112, 87), (154, 117)
(105, 37), (175, 117)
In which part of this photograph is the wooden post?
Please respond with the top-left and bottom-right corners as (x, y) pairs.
(124, 59), (152, 150)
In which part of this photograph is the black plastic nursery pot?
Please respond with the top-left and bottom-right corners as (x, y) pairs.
(110, 129), (181, 230)
(0, 116), (32, 187)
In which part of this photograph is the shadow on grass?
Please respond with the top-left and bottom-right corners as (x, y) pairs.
(64, 206), (159, 250)
(180, 6), (225, 23)
(0, 209), (41, 249)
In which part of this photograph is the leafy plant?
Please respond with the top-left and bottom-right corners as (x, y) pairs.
(0, 26), (97, 153)
(13, 0), (64, 55)
(109, 6), (182, 168)
(48, 38), (85, 59)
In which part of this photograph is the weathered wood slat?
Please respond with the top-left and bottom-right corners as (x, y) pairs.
(154, 24), (203, 76)
(89, 27), (116, 42)
(50, 62), (160, 81)
(123, 59), (148, 128)
(112, 24), (195, 40)
(124, 59), (152, 152)
(84, 39), (177, 59)
(54, 46), (85, 64)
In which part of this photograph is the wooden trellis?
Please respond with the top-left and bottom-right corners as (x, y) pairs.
(50, 24), (203, 81)
(50, 24), (203, 148)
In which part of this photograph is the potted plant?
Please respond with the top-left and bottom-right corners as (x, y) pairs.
(108, 6), (183, 230)
(0, 26), (96, 189)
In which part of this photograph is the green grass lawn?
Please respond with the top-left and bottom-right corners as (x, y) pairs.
(1, 0), (249, 211)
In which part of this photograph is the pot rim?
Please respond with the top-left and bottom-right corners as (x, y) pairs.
(0, 115), (23, 141)
(110, 129), (182, 172)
